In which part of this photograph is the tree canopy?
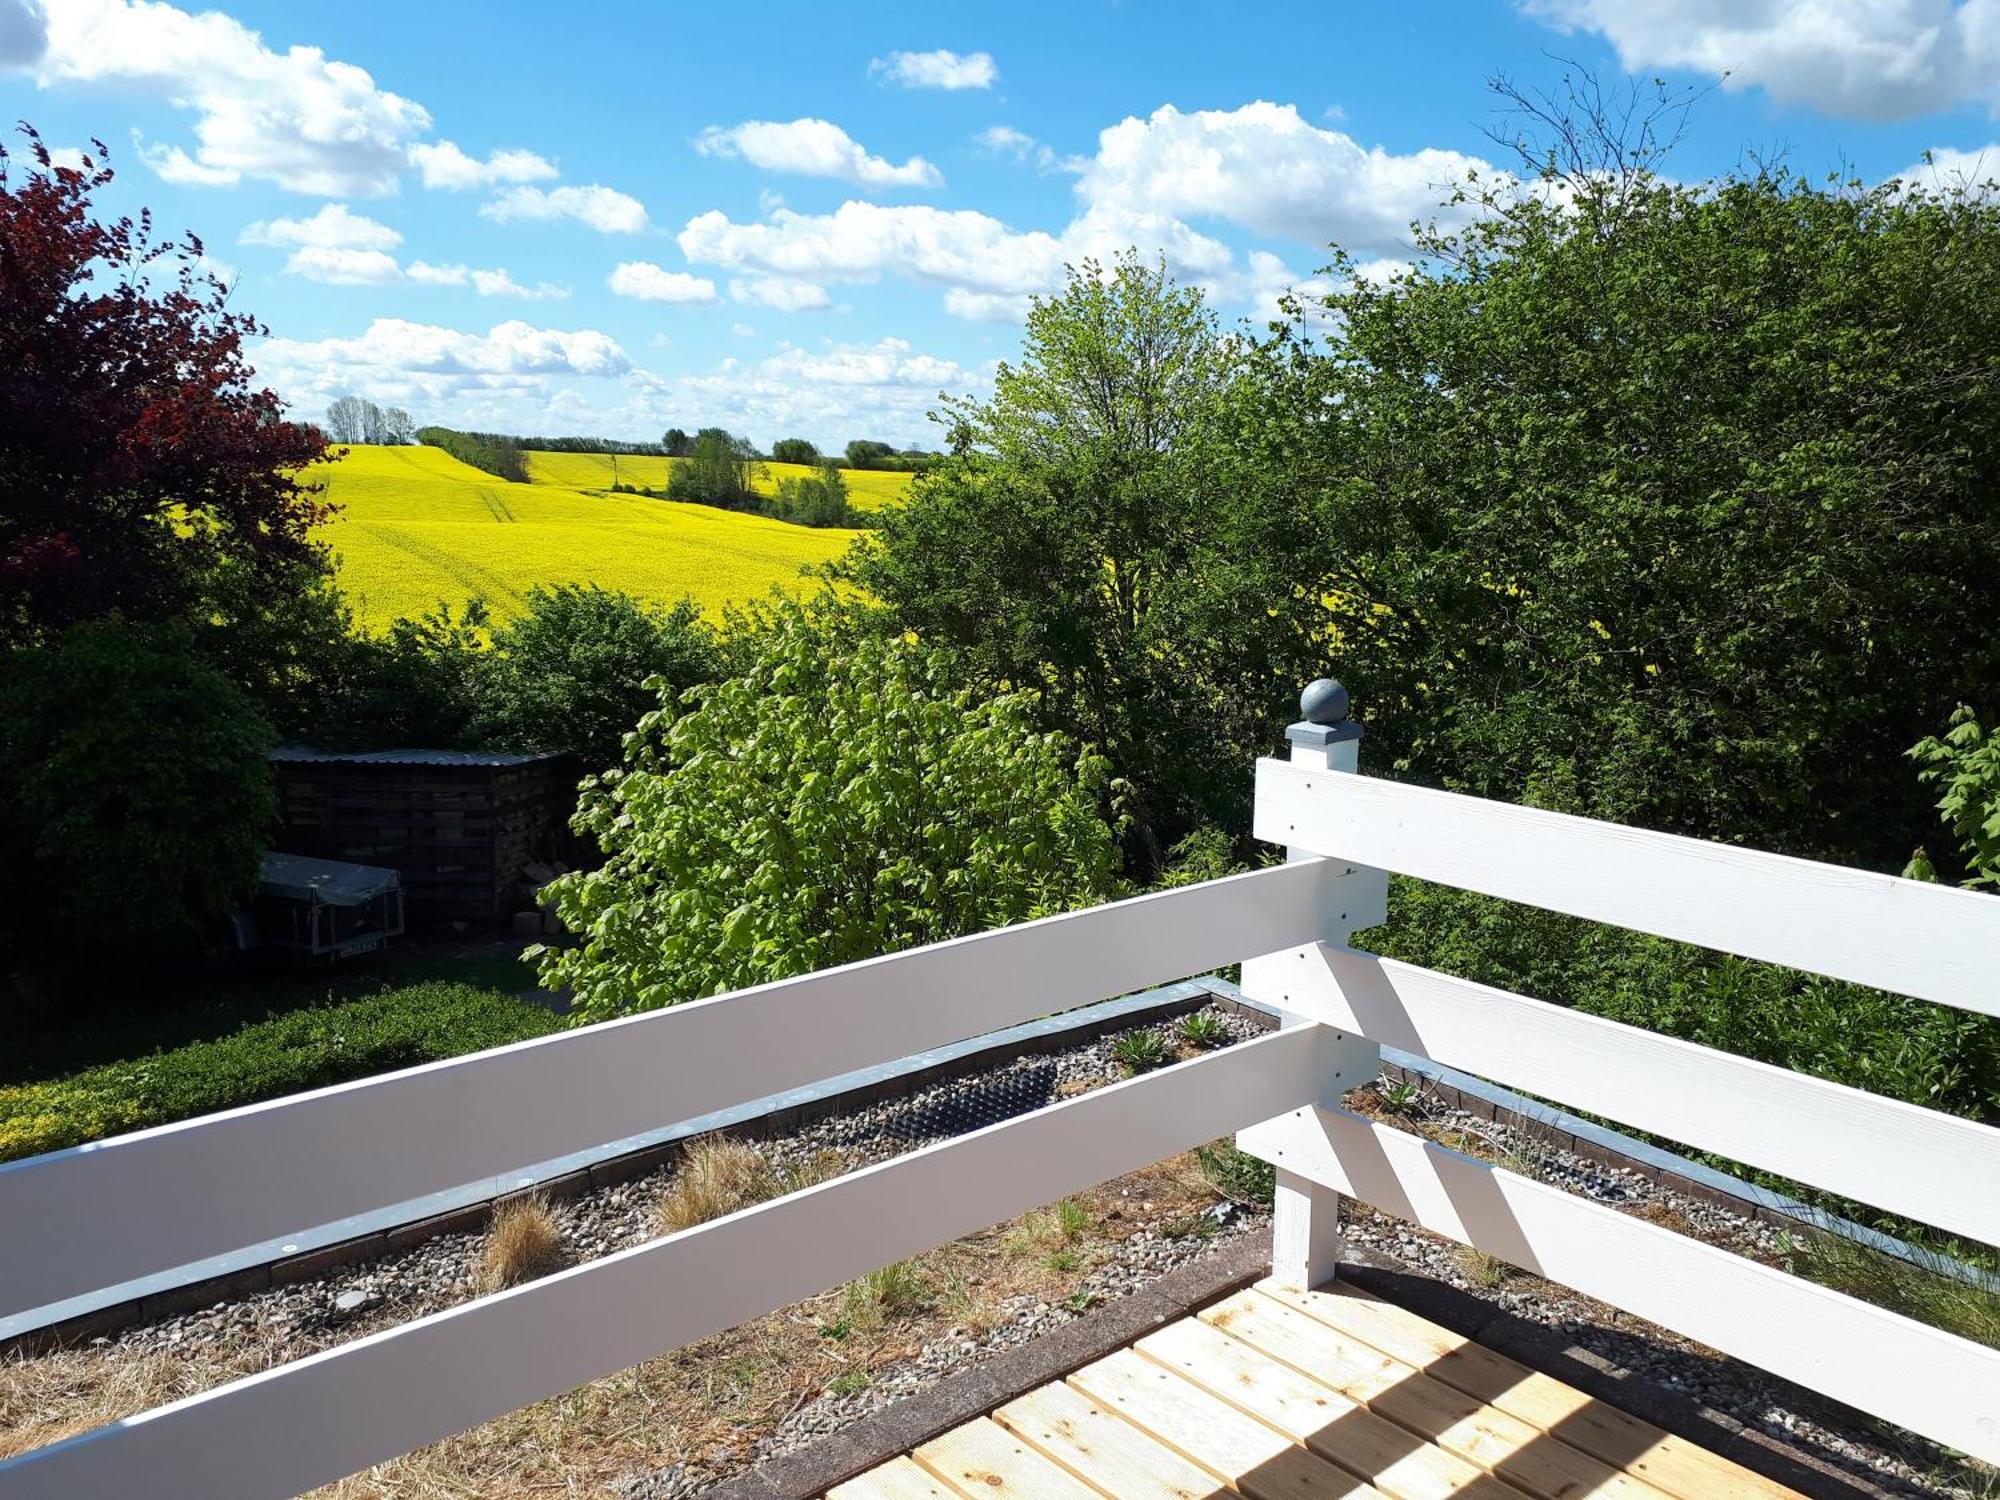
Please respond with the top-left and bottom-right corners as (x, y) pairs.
(534, 602), (1123, 1021)
(0, 131), (329, 646)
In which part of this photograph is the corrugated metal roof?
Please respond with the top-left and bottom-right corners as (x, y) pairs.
(269, 746), (565, 767)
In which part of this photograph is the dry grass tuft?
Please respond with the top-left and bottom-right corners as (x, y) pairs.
(658, 1139), (848, 1234)
(479, 1195), (565, 1291)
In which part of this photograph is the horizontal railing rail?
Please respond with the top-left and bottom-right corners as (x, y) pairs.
(1248, 941), (2000, 1244)
(0, 857), (1373, 1317)
(1241, 1102), (2000, 1461)
(1243, 733), (2000, 1466)
(1254, 755), (2000, 1016)
(0, 1026), (1373, 1500)
(7, 682), (1998, 1493)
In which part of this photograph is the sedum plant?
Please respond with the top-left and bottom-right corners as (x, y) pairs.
(535, 600), (1123, 1022)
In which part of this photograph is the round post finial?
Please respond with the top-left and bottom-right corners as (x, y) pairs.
(1299, 678), (1349, 726)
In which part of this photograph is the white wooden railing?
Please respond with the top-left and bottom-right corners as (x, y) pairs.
(1, 682), (1996, 1496)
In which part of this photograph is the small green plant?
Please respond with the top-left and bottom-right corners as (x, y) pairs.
(1178, 1012), (1229, 1050)
(1195, 1140), (1275, 1206)
(1045, 1248), (1081, 1273)
(828, 1369), (870, 1397)
(1053, 1198), (1090, 1241)
(1782, 1230), (2000, 1349)
(1161, 1211), (1219, 1242)
(1064, 1290), (1098, 1314)
(1377, 1076), (1422, 1115)
(1112, 1030), (1173, 1076)
(842, 1260), (931, 1330)
(1459, 1247), (1515, 1288)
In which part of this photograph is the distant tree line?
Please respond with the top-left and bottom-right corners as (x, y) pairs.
(415, 427), (529, 483)
(324, 396), (414, 446)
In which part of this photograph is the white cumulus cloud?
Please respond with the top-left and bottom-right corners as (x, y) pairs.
(1078, 101), (1492, 254)
(608, 261), (720, 303)
(28, 0), (431, 194)
(482, 183), (651, 233)
(241, 202), (400, 250)
(669, 336), (986, 447)
(1523, 0), (2000, 120)
(407, 261), (569, 299)
(283, 246), (404, 285)
(409, 139), (557, 190)
(869, 48), (997, 90)
(728, 274), (833, 311)
(696, 118), (941, 189)
(1, 0), (48, 67)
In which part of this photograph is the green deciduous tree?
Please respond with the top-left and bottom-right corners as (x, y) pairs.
(534, 601), (1124, 1021)
(845, 254), (1317, 868)
(667, 428), (757, 508)
(1254, 134), (2000, 869)
(770, 437), (820, 465)
(477, 586), (721, 769)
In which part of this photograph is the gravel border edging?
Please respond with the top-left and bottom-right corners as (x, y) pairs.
(693, 1228), (1279, 1500)
(2, 981), (1224, 1358)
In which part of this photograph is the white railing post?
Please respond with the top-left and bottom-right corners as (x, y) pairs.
(1242, 678), (1384, 1290)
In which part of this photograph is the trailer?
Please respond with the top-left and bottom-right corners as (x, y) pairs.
(251, 852), (405, 960)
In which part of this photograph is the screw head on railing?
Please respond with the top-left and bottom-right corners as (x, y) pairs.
(1299, 678), (1350, 726)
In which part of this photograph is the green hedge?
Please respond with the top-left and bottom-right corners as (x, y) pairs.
(0, 983), (558, 1164)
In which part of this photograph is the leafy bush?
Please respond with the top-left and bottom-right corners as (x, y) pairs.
(535, 600), (1124, 1022)
(478, 586), (722, 769)
(1908, 706), (2000, 888)
(0, 982), (557, 1162)
(0, 620), (277, 961)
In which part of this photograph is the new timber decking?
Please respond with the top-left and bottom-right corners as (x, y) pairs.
(829, 1280), (1803, 1500)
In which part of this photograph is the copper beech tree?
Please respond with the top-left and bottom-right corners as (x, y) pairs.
(0, 128), (329, 645)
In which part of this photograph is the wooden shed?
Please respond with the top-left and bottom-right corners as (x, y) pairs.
(268, 748), (579, 930)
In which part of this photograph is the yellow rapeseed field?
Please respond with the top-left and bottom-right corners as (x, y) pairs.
(313, 445), (859, 629)
(521, 449), (914, 510)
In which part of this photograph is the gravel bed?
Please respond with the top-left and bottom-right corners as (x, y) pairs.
(1343, 1094), (1974, 1499)
(80, 1005), (1265, 1367)
(50, 1008), (1983, 1500)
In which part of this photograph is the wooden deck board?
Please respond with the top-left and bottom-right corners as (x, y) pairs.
(826, 1280), (1804, 1500)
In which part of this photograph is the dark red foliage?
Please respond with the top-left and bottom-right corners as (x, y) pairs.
(0, 126), (331, 641)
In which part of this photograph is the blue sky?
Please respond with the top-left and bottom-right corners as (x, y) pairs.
(3, 0), (1997, 449)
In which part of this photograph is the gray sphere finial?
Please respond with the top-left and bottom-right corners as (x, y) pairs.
(1300, 678), (1350, 726)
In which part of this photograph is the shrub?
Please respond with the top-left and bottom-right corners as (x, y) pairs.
(479, 1195), (565, 1289)
(537, 600), (1124, 1022)
(477, 586), (721, 769)
(0, 619), (277, 963)
(768, 461), (862, 529)
(0, 983), (557, 1163)
(1908, 706), (2000, 889)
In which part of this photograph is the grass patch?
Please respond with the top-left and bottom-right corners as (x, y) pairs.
(1195, 1139), (1275, 1206)
(657, 1139), (848, 1233)
(479, 1195), (566, 1290)
(0, 982), (557, 1164)
(1783, 1230), (2000, 1349)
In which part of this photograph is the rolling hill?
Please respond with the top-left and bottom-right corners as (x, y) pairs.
(313, 445), (859, 629)
(520, 449), (914, 510)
